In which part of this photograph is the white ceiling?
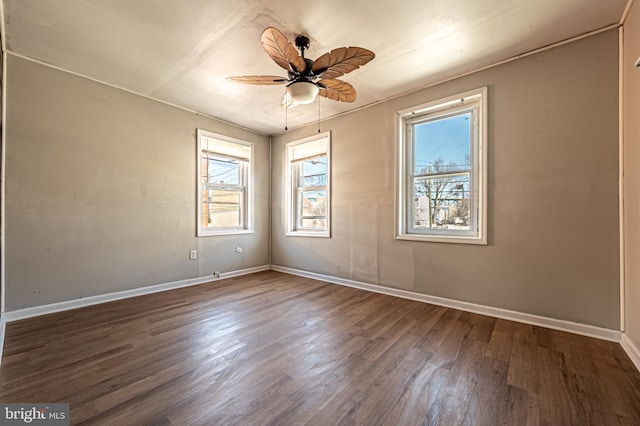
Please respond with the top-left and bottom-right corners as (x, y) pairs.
(2, 0), (629, 135)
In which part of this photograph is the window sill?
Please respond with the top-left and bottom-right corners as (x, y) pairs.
(286, 231), (330, 238)
(198, 229), (254, 237)
(396, 233), (486, 245)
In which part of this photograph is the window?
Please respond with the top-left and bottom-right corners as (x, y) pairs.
(197, 129), (253, 236)
(397, 87), (487, 244)
(286, 132), (331, 237)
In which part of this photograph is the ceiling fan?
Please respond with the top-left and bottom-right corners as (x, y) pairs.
(228, 27), (375, 107)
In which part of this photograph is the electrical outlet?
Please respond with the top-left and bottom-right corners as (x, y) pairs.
(213, 271), (220, 279)
(189, 249), (197, 260)
(235, 246), (243, 253)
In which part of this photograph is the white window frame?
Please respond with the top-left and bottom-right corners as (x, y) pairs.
(396, 87), (487, 244)
(285, 131), (331, 237)
(197, 129), (254, 236)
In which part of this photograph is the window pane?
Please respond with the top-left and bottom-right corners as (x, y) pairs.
(301, 218), (327, 229)
(398, 88), (485, 243)
(197, 129), (253, 236)
(202, 188), (241, 228)
(413, 174), (470, 230)
(300, 157), (328, 187)
(300, 189), (327, 219)
(286, 132), (331, 236)
(414, 113), (471, 175)
(204, 155), (239, 184)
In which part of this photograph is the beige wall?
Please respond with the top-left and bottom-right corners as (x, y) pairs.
(272, 29), (620, 329)
(4, 55), (270, 311)
(2, 28), (623, 331)
(624, 2), (640, 346)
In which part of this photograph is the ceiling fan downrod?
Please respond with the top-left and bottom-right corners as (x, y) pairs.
(292, 34), (315, 81)
(294, 35), (310, 57)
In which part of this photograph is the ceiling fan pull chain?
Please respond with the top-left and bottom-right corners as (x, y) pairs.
(317, 96), (321, 133)
(285, 94), (288, 131)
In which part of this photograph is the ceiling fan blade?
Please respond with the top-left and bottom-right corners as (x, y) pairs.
(312, 47), (375, 79)
(261, 27), (306, 73)
(227, 75), (288, 85)
(318, 79), (356, 103)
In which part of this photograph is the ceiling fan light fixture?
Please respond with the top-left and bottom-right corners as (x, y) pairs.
(287, 81), (319, 104)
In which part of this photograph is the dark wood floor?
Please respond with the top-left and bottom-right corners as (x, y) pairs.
(1, 271), (639, 425)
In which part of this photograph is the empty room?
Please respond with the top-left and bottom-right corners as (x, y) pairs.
(1, 0), (640, 424)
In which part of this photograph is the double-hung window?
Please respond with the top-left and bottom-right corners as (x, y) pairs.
(197, 129), (253, 236)
(397, 87), (487, 244)
(286, 132), (331, 237)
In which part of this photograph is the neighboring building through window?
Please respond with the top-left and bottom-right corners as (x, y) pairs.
(197, 129), (253, 236)
(397, 87), (487, 244)
(286, 132), (331, 237)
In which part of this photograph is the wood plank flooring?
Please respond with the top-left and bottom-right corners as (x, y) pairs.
(1, 270), (639, 425)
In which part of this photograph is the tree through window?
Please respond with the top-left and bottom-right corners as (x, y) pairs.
(413, 113), (472, 230)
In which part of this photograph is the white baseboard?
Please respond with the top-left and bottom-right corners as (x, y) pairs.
(0, 315), (5, 367)
(621, 333), (640, 372)
(1, 264), (626, 348)
(4, 265), (270, 322)
(270, 265), (622, 343)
